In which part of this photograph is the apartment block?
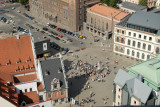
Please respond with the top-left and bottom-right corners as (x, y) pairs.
(84, 3), (130, 39)
(113, 11), (160, 60)
(29, 0), (100, 32)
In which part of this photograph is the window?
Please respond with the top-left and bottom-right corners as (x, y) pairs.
(133, 33), (136, 37)
(39, 95), (43, 101)
(30, 88), (32, 92)
(25, 89), (27, 93)
(106, 23), (108, 30)
(61, 90), (64, 96)
(158, 39), (160, 43)
(118, 95), (120, 99)
(139, 34), (141, 38)
(132, 50), (135, 56)
(127, 49), (130, 55)
(144, 36), (146, 40)
(122, 30), (124, 34)
(61, 98), (64, 102)
(149, 37), (152, 41)
(55, 92), (58, 97)
(117, 29), (119, 33)
(119, 88), (120, 92)
(121, 48), (123, 53)
(134, 101), (136, 104)
(156, 47), (159, 54)
(116, 46), (119, 51)
(148, 45), (151, 51)
(137, 52), (140, 58)
(118, 102), (120, 105)
(55, 99), (58, 103)
(48, 92), (52, 98)
(132, 41), (135, 47)
(20, 90), (22, 94)
(147, 55), (150, 59)
(128, 39), (131, 45)
(121, 38), (124, 43)
(143, 43), (146, 49)
(42, 105), (44, 107)
(137, 42), (141, 48)
(142, 53), (145, 59)
(128, 32), (131, 36)
(117, 37), (119, 42)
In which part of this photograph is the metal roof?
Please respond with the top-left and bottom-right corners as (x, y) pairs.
(32, 31), (48, 43)
(120, 2), (147, 11)
(127, 54), (160, 86)
(127, 11), (160, 30)
(40, 58), (66, 91)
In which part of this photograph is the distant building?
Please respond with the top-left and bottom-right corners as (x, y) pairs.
(113, 11), (160, 60)
(113, 54), (160, 105)
(156, 0), (160, 8)
(29, 0), (100, 32)
(148, 0), (157, 8)
(84, 3), (130, 39)
(118, 2), (147, 13)
(31, 32), (51, 58)
(122, 0), (140, 4)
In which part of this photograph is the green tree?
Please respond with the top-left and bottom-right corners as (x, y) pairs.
(100, 0), (119, 8)
(100, 0), (110, 5)
(139, 0), (147, 6)
(19, 0), (28, 5)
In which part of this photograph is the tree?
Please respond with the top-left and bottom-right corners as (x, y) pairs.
(19, 0), (28, 5)
(100, 0), (110, 5)
(100, 0), (119, 8)
(139, 0), (147, 6)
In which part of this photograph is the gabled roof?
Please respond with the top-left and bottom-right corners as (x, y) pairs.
(89, 3), (129, 21)
(0, 36), (36, 83)
(40, 58), (66, 91)
(19, 91), (39, 104)
(14, 74), (37, 83)
(127, 11), (160, 30)
(114, 69), (133, 88)
(127, 54), (160, 86)
(126, 78), (152, 104)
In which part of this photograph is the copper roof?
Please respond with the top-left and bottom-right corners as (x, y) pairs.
(89, 3), (129, 21)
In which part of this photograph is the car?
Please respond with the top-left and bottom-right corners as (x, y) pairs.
(12, 7), (15, 10)
(48, 30), (53, 34)
(44, 33), (49, 36)
(52, 32), (58, 35)
(56, 27), (61, 31)
(40, 31), (45, 34)
(67, 38), (72, 42)
(50, 24), (57, 29)
(43, 27), (48, 31)
(61, 40), (66, 43)
(50, 43), (54, 47)
(58, 35), (63, 38)
(55, 37), (60, 40)
(23, 13), (29, 17)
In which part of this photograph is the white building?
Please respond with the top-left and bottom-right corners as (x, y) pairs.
(114, 11), (160, 60)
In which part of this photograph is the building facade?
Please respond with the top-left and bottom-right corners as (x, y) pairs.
(29, 0), (100, 32)
(84, 3), (129, 39)
(148, 0), (157, 8)
(113, 54), (160, 106)
(113, 11), (160, 60)
(156, 0), (160, 8)
(122, 0), (140, 4)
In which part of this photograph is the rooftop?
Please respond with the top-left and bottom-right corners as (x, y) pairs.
(14, 74), (37, 83)
(127, 11), (160, 30)
(40, 58), (66, 91)
(127, 54), (160, 86)
(0, 36), (36, 82)
(89, 3), (129, 21)
(119, 2), (147, 11)
(32, 31), (49, 43)
(114, 69), (152, 104)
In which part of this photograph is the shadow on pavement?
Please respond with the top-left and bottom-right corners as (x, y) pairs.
(68, 74), (88, 99)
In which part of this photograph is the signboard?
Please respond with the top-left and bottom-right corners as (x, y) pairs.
(43, 43), (47, 51)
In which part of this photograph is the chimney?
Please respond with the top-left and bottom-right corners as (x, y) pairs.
(16, 35), (19, 39)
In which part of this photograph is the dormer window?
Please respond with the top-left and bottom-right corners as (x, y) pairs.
(6, 60), (11, 65)
(31, 65), (35, 69)
(15, 66), (20, 72)
(45, 70), (50, 76)
(26, 57), (31, 62)
(16, 58), (21, 64)
(58, 67), (62, 73)
(21, 66), (25, 71)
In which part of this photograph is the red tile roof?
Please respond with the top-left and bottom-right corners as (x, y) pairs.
(37, 82), (44, 91)
(0, 36), (36, 82)
(14, 74), (37, 83)
(89, 3), (129, 21)
(19, 91), (39, 104)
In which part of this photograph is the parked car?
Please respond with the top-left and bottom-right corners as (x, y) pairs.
(58, 35), (63, 38)
(17, 10), (21, 13)
(56, 27), (61, 31)
(43, 27), (48, 31)
(55, 37), (60, 40)
(12, 7), (15, 10)
(61, 40), (66, 43)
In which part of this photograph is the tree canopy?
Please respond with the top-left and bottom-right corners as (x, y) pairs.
(139, 0), (147, 6)
(19, 0), (28, 5)
(100, 0), (119, 8)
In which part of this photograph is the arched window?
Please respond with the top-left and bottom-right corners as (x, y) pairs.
(121, 48), (124, 53)
(147, 55), (150, 59)
(117, 37), (119, 42)
(116, 46), (119, 51)
(156, 47), (159, 54)
(121, 38), (124, 43)
(132, 50), (135, 56)
(128, 39), (131, 45)
(142, 53), (145, 59)
(127, 49), (130, 55)
(137, 52), (140, 58)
